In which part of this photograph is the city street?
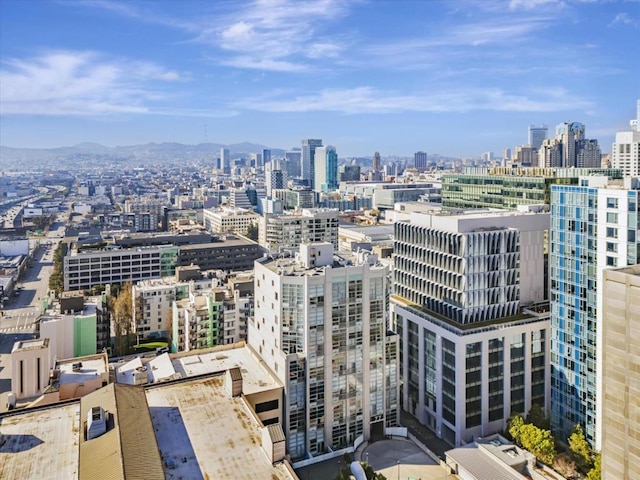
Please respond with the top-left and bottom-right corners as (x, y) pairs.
(0, 219), (65, 400)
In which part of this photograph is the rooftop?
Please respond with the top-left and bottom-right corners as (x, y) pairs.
(171, 344), (281, 396)
(56, 353), (108, 386)
(12, 338), (49, 353)
(146, 376), (295, 480)
(0, 403), (80, 479)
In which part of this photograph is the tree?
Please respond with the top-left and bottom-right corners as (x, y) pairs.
(518, 423), (556, 465)
(553, 453), (578, 479)
(111, 281), (134, 357)
(245, 222), (258, 241)
(586, 453), (601, 480)
(508, 413), (525, 445)
(526, 403), (550, 430)
(569, 424), (593, 472)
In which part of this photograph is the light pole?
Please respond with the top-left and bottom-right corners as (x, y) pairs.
(397, 459), (400, 480)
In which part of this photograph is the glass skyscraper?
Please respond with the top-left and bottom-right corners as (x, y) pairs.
(549, 177), (639, 449)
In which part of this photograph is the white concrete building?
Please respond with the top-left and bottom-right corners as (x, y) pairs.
(258, 208), (339, 253)
(203, 206), (259, 234)
(611, 109), (640, 176)
(250, 243), (399, 460)
(392, 206), (551, 446)
(11, 338), (51, 400)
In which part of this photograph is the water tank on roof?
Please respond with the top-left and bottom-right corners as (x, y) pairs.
(6, 392), (16, 410)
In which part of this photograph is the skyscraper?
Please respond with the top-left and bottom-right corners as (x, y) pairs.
(549, 176), (640, 449)
(414, 151), (428, 171)
(373, 151), (381, 172)
(538, 122), (601, 168)
(301, 139), (323, 188)
(611, 105), (640, 176)
(262, 148), (271, 168)
(250, 244), (398, 459)
(528, 125), (548, 150)
(220, 147), (230, 175)
(313, 145), (338, 192)
(392, 206), (551, 446)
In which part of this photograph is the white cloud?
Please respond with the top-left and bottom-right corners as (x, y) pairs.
(508, 0), (564, 10)
(609, 12), (639, 27)
(0, 51), (185, 116)
(235, 86), (592, 114)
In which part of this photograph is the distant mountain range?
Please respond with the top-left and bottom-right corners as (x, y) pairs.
(0, 142), (287, 169)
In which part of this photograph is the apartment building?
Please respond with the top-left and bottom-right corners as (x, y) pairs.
(258, 208), (339, 253)
(250, 243), (399, 460)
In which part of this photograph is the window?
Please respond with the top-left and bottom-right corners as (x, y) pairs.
(606, 256), (617, 267)
(606, 212), (618, 224)
(606, 227), (618, 239)
(607, 197), (618, 209)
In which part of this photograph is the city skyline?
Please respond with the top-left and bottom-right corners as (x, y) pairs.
(1, 0), (639, 157)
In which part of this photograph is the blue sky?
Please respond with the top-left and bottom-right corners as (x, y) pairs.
(1, 0), (639, 157)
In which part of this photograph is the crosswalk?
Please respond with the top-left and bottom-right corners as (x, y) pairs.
(0, 326), (34, 334)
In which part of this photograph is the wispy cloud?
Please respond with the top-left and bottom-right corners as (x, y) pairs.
(0, 51), (185, 116)
(609, 12), (639, 27)
(76, 0), (353, 72)
(234, 86), (592, 114)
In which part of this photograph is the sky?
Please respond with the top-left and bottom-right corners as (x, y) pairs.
(0, 0), (639, 158)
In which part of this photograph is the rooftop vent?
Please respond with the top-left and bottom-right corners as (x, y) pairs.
(72, 362), (83, 372)
(87, 406), (107, 440)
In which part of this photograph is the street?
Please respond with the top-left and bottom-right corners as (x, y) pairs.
(0, 219), (65, 399)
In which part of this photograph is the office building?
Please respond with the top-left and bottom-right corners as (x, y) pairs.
(601, 265), (640, 479)
(513, 145), (537, 167)
(284, 149), (302, 178)
(539, 122), (601, 168)
(220, 147), (231, 174)
(258, 208), (339, 253)
(301, 139), (323, 188)
(339, 164), (361, 182)
(549, 177), (640, 449)
(611, 104), (640, 176)
(373, 152), (381, 172)
(203, 206), (259, 234)
(262, 148), (271, 169)
(266, 164), (285, 197)
(313, 145), (338, 192)
(441, 166), (622, 210)
(414, 151), (428, 171)
(250, 244), (399, 460)
(392, 206), (551, 446)
(528, 125), (548, 150)
(175, 235), (263, 272)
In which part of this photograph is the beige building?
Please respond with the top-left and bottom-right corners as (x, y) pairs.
(11, 338), (51, 400)
(602, 265), (640, 480)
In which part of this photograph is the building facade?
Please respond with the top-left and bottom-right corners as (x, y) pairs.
(301, 139), (323, 188)
(528, 125), (548, 150)
(601, 265), (640, 479)
(549, 177), (640, 449)
(203, 207), (259, 234)
(250, 244), (399, 460)
(414, 151), (428, 171)
(314, 145), (339, 192)
(392, 207), (551, 446)
(441, 166), (623, 210)
(258, 208), (339, 253)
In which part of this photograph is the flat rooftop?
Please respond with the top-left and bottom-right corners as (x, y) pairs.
(146, 376), (294, 480)
(12, 338), (49, 353)
(57, 355), (107, 386)
(0, 403), (80, 479)
(171, 345), (281, 396)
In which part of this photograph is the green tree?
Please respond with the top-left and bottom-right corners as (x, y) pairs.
(245, 222), (258, 241)
(586, 453), (601, 480)
(526, 403), (550, 430)
(519, 423), (556, 465)
(508, 413), (525, 445)
(48, 242), (66, 294)
(569, 424), (593, 472)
